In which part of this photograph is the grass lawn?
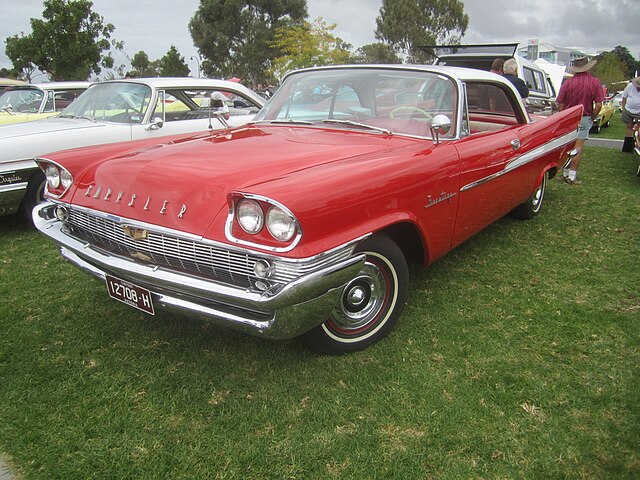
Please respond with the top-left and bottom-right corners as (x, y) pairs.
(0, 147), (638, 479)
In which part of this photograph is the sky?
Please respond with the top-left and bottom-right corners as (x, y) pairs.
(1, 0), (638, 80)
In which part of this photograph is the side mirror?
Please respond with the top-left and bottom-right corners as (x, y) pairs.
(146, 117), (164, 131)
(430, 114), (451, 144)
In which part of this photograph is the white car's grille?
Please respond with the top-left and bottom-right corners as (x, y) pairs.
(64, 207), (354, 290)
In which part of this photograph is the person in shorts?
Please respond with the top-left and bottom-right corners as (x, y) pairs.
(556, 57), (604, 185)
(621, 77), (640, 153)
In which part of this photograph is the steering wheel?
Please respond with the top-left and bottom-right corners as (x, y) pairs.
(390, 106), (433, 121)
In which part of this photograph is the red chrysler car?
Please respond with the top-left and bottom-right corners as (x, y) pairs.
(33, 65), (582, 354)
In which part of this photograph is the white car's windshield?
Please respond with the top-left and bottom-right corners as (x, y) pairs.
(60, 82), (152, 124)
(0, 88), (44, 113)
(254, 68), (457, 138)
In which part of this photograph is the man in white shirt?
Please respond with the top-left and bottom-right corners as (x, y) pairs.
(621, 77), (640, 152)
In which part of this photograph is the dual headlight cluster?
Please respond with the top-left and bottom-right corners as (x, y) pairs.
(37, 159), (73, 198)
(236, 198), (298, 243)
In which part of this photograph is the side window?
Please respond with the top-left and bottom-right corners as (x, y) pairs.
(522, 68), (533, 90)
(465, 82), (521, 133)
(466, 83), (516, 115)
(522, 67), (542, 92)
(52, 90), (85, 112)
(156, 88), (260, 122)
(532, 70), (546, 94)
(220, 91), (261, 117)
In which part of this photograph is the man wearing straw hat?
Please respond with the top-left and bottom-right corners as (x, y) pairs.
(556, 56), (604, 185)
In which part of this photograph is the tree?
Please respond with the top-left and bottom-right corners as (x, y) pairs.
(269, 18), (353, 81)
(610, 45), (640, 79)
(189, 0), (307, 86)
(593, 52), (627, 94)
(127, 47), (191, 78)
(4, 34), (39, 82)
(375, 0), (468, 63)
(129, 51), (160, 77)
(353, 43), (401, 64)
(4, 0), (118, 81)
(0, 68), (19, 79)
(159, 46), (190, 77)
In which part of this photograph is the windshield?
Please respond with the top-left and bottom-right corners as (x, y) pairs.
(254, 68), (457, 139)
(61, 82), (152, 124)
(0, 88), (44, 113)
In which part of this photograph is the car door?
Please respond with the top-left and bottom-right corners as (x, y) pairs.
(451, 81), (528, 247)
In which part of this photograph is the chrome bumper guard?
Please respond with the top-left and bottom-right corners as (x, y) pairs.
(34, 203), (366, 340)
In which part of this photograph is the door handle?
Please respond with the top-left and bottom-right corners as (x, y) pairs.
(511, 139), (521, 150)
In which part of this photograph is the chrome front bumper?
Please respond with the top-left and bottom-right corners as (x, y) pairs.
(34, 203), (366, 340)
(0, 182), (27, 216)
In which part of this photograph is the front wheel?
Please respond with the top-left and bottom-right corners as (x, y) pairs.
(510, 172), (546, 220)
(301, 235), (409, 355)
(20, 170), (46, 226)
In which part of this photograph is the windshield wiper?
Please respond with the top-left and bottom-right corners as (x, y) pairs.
(249, 119), (314, 126)
(322, 119), (392, 135)
(58, 113), (96, 122)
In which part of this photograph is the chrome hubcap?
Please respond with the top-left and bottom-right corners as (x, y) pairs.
(532, 176), (545, 210)
(331, 262), (387, 331)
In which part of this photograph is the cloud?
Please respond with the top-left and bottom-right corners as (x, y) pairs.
(463, 0), (640, 56)
(308, 0), (379, 48)
(1, 0), (638, 76)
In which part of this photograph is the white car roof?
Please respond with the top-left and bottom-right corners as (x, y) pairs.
(29, 81), (93, 90)
(287, 64), (511, 85)
(96, 77), (266, 105)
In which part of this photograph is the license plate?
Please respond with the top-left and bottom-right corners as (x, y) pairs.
(105, 274), (155, 315)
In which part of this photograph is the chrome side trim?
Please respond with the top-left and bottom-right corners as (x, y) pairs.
(0, 181), (28, 194)
(461, 130), (577, 192)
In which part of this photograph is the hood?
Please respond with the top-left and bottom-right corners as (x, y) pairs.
(0, 117), (129, 164)
(0, 116), (104, 140)
(69, 125), (422, 236)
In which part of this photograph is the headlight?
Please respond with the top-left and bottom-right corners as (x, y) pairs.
(266, 206), (296, 242)
(45, 164), (60, 189)
(60, 169), (73, 189)
(36, 158), (74, 199)
(237, 199), (263, 234)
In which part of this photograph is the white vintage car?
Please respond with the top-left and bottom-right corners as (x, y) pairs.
(0, 81), (91, 125)
(0, 77), (265, 221)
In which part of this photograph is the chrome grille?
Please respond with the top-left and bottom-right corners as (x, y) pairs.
(64, 207), (356, 289)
